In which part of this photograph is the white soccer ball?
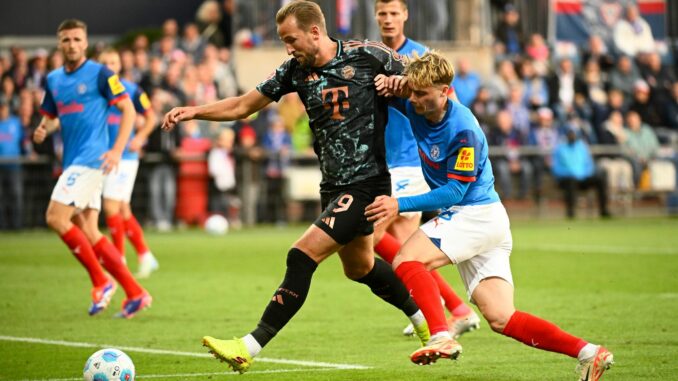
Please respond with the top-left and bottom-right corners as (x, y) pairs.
(204, 214), (229, 235)
(83, 348), (135, 381)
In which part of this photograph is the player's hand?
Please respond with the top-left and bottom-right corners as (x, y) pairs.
(128, 135), (145, 152)
(375, 75), (407, 98)
(33, 124), (47, 144)
(374, 74), (391, 97)
(365, 195), (399, 227)
(162, 106), (196, 131)
(100, 149), (122, 175)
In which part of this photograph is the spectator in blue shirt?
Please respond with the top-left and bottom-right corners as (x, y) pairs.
(552, 127), (610, 219)
(452, 57), (481, 107)
(0, 96), (25, 229)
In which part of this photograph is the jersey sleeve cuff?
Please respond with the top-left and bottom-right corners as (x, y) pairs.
(448, 173), (476, 182)
(39, 109), (57, 119)
(109, 93), (129, 106)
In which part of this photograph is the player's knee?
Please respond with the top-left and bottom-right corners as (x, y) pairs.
(343, 262), (372, 280)
(45, 209), (66, 233)
(484, 311), (513, 333)
(286, 247), (318, 273)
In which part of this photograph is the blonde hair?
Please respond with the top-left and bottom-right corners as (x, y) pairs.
(97, 47), (119, 61)
(276, 0), (326, 33)
(405, 51), (455, 89)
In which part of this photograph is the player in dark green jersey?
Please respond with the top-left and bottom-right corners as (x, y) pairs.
(162, 0), (428, 373)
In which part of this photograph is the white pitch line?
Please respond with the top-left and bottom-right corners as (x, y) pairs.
(516, 243), (678, 255)
(20, 368), (345, 381)
(0, 335), (370, 371)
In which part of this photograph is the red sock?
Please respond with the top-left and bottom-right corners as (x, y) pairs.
(60, 226), (108, 287)
(93, 236), (144, 299)
(395, 261), (447, 335)
(124, 214), (149, 258)
(502, 311), (588, 358)
(106, 214), (125, 256)
(374, 232), (400, 263)
(429, 270), (469, 315)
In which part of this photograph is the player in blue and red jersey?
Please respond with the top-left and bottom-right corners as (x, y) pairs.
(367, 52), (613, 380)
(372, 0), (479, 340)
(33, 19), (151, 318)
(98, 49), (159, 279)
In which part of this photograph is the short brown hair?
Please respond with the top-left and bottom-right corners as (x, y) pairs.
(57, 19), (87, 34)
(276, 0), (326, 33)
(375, 0), (408, 11)
(405, 51), (455, 89)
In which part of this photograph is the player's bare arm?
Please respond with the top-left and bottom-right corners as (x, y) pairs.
(162, 89), (272, 131)
(374, 74), (410, 98)
(33, 116), (60, 144)
(101, 97), (135, 174)
(365, 195), (400, 226)
(129, 109), (157, 152)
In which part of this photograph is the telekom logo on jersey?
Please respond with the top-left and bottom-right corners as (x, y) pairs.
(56, 101), (84, 115)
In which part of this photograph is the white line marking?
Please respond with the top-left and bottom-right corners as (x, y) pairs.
(20, 368), (345, 381)
(517, 243), (678, 255)
(0, 335), (369, 371)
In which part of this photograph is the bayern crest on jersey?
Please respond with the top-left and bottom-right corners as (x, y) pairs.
(430, 145), (440, 160)
(341, 65), (355, 80)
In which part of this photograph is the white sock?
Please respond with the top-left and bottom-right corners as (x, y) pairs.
(429, 330), (452, 342)
(242, 334), (262, 357)
(408, 310), (426, 327)
(577, 343), (599, 361)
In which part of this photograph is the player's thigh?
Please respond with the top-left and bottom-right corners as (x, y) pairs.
(471, 277), (515, 331)
(455, 229), (513, 302)
(45, 200), (77, 234)
(387, 214), (420, 243)
(394, 229), (452, 270)
(337, 233), (375, 279)
(292, 224), (342, 264)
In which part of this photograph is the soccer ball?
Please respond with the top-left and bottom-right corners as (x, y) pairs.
(204, 214), (229, 235)
(83, 348), (135, 381)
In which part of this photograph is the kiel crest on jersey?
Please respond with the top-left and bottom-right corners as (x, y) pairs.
(341, 65), (355, 80)
(430, 145), (440, 160)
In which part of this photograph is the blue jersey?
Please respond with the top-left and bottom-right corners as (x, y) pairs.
(394, 98), (499, 207)
(40, 60), (128, 169)
(0, 115), (23, 158)
(107, 79), (151, 161)
(385, 38), (428, 169)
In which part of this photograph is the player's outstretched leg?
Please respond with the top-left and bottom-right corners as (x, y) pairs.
(475, 278), (613, 380)
(203, 247), (318, 373)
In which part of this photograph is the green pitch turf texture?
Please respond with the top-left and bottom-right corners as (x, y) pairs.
(1, 217), (677, 380)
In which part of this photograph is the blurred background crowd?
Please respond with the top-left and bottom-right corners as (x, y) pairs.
(0, 0), (677, 230)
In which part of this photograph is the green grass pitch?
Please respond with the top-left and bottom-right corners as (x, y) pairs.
(1, 217), (678, 380)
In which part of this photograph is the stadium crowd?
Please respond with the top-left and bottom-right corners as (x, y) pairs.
(1, 1), (677, 229)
